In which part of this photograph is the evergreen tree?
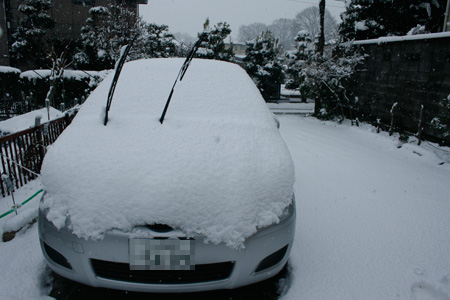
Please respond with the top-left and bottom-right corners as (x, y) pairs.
(244, 31), (284, 100)
(195, 19), (234, 61)
(137, 23), (177, 59)
(339, 0), (447, 41)
(75, 5), (141, 70)
(11, 0), (56, 68)
(75, 5), (177, 70)
(285, 30), (314, 102)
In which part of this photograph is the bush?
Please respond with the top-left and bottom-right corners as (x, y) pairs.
(19, 69), (109, 111)
(0, 67), (22, 116)
(0, 68), (108, 117)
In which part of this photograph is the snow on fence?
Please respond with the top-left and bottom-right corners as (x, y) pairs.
(0, 113), (74, 197)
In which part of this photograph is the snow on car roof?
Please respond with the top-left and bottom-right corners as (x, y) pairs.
(40, 58), (295, 248)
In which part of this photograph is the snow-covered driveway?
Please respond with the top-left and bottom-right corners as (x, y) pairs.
(278, 115), (450, 300)
(0, 115), (449, 300)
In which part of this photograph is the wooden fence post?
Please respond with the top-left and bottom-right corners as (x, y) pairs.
(35, 116), (45, 173)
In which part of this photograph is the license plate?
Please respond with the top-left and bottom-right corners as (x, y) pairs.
(129, 239), (195, 271)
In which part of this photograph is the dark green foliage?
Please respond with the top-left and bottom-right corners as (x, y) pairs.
(0, 69), (22, 116)
(75, 5), (139, 70)
(10, 0), (56, 68)
(20, 72), (105, 110)
(137, 23), (177, 59)
(244, 31), (284, 100)
(0, 70), (106, 117)
(292, 39), (365, 122)
(285, 31), (314, 102)
(339, 0), (447, 41)
(431, 95), (450, 140)
(74, 5), (177, 70)
(195, 19), (234, 61)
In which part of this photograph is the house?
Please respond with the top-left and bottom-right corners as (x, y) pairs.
(0, 0), (148, 67)
(224, 42), (247, 58)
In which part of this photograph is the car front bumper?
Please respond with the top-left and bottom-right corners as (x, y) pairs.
(38, 203), (296, 293)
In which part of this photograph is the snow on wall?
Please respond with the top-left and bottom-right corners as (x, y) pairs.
(353, 31), (450, 45)
(40, 58), (295, 249)
(20, 69), (109, 81)
(0, 66), (21, 74)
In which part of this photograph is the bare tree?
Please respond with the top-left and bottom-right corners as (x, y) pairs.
(292, 6), (338, 43)
(45, 43), (71, 119)
(173, 32), (196, 47)
(238, 22), (268, 42)
(268, 18), (297, 52)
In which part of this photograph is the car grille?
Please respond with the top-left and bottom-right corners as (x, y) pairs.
(91, 259), (235, 284)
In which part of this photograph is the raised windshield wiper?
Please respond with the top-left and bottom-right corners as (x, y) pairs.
(104, 35), (137, 126)
(159, 33), (207, 124)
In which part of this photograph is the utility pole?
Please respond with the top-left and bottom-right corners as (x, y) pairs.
(317, 0), (326, 56)
(444, 0), (450, 32)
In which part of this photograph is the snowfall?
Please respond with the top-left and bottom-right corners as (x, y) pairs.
(0, 111), (449, 299)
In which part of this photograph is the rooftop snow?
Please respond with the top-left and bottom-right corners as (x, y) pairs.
(40, 58), (295, 249)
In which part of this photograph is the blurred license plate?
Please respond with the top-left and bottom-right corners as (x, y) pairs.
(129, 239), (195, 271)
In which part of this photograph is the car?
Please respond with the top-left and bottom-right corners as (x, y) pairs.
(38, 57), (296, 293)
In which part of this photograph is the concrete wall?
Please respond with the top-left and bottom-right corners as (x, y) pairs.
(351, 33), (450, 144)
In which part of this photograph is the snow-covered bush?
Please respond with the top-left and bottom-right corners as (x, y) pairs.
(339, 0), (447, 41)
(285, 30), (314, 102)
(75, 4), (177, 70)
(195, 19), (234, 62)
(19, 70), (108, 111)
(407, 24), (428, 35)
(75, 5), (139, 70)
(136, 23), (177, 60)
(10, 0), (56, 68)
(244, 31), (284, 100)
(431, 95), (450, 139)
(297, 40), (365, 122)
(0, 67), (22, 115)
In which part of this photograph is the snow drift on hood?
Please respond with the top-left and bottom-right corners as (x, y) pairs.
(40, 58), (295, 248)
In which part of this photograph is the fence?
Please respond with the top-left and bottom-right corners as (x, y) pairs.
(351, 33), (450, 145)
(0, 113), (75, 197)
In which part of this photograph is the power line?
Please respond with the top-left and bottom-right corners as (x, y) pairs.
(288, 0), (345, 9)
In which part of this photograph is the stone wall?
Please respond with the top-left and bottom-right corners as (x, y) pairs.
(351, 33), (450, 144)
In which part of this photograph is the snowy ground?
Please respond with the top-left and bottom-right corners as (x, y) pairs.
(279, 116), (450, 300)
(1, 115), (450, 299)
(267, 102), (314, 114)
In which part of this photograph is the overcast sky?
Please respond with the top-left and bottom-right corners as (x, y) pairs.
(139, 0), (346, 41)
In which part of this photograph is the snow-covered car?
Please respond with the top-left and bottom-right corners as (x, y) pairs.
(38, 58), (296, 293)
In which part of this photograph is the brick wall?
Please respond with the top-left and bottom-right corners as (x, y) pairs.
(351, 33), (450, 144)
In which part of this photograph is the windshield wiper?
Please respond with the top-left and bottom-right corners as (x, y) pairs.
(104, 35), (137, 126)
(159, 33), (207, 124)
